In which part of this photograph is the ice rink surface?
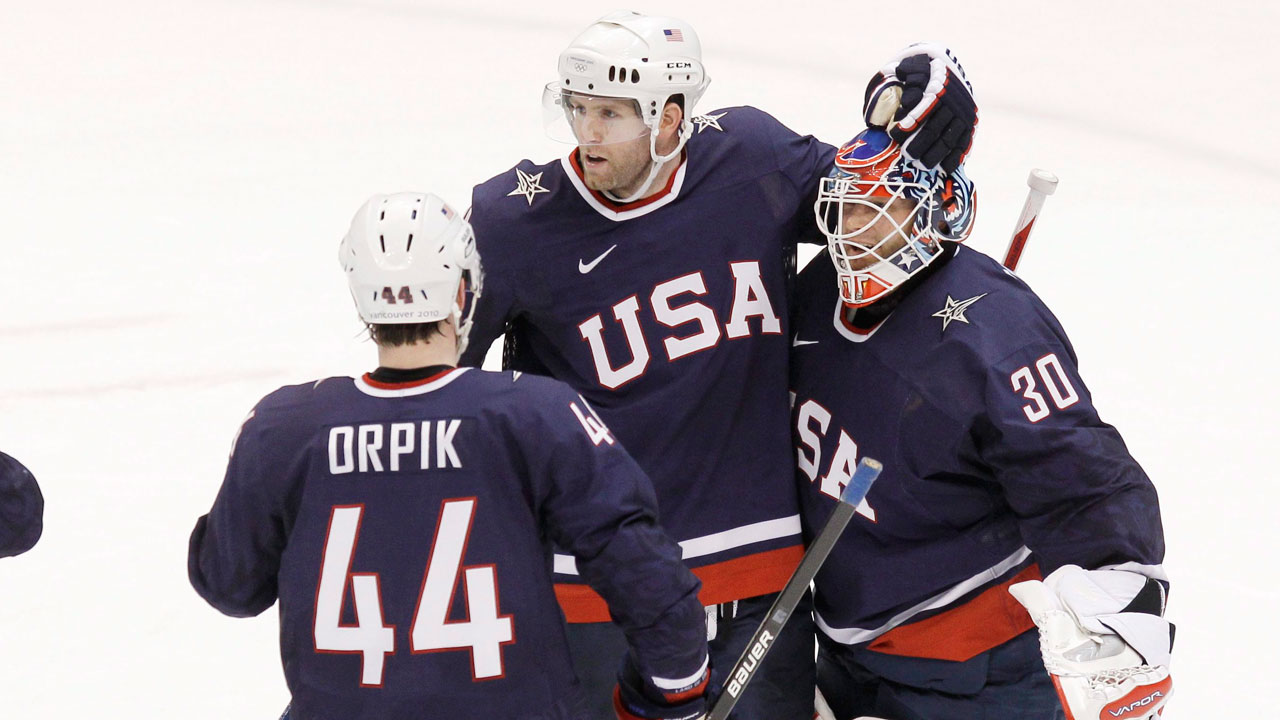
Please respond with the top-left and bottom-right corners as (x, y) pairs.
(2, 0), (1276, 716)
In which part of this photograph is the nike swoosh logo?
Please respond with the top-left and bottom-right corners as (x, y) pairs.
(792, 338), (820, 347)
(578, 244), (618, 274)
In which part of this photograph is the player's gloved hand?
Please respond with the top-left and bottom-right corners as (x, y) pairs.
(1010, 565), (1174, 720)
(613, 653), (710, 720)
(863, 43), (977, 174)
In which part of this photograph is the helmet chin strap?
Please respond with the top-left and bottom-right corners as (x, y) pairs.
(603, 118), (690, 204)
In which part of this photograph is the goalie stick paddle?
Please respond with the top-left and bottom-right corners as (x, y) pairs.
(707, 457), (884, 720)
(1001, 169), (1059, 271)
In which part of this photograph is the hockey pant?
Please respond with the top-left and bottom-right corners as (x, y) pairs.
(816, 628), (1064, 720)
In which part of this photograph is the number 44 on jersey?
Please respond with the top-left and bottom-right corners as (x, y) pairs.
(313, 499), (514, 687)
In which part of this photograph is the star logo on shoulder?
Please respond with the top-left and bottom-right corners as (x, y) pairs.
(692, 112), (727, 133)
(507, 168), (549, 206)
(932, 293), (987, 331)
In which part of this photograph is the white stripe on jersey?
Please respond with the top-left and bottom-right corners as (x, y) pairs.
(553, 514), (802, 576)
(815, 546), (1034, 645)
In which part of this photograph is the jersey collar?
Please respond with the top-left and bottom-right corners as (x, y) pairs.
(832, 301), (889, 344)
(562, 150), (687, 222)
(355, 367), (470, 397)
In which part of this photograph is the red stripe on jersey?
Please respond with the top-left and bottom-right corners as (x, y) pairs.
(865, 563), (1042, 662)
(360, 368), (456, 390)
(568, 150), (686, 212)
(554, 544), (805, 623)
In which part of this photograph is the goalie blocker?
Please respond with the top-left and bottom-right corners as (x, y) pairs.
(1011, 565), (1174, 720)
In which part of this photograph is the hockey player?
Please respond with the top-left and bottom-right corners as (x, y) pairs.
(188, 193), (711, 720)
(459, 10), (977, 718)
(790, 125), (1172, 719)
(0, 451), (43, 558)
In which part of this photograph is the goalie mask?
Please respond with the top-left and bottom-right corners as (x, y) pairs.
(814, 128), (976, 307)
(338, 193), (484, 360)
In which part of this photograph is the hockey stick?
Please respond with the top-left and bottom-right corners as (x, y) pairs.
(707, 457), (884, 720)
(1001, 169), (1059, 271)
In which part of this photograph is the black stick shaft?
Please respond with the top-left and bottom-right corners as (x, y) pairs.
(706, 458), (882, 720)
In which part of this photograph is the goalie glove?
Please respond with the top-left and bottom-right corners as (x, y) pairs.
(1010, 565), (1174, 720)
(613, 653), (710, 720)
(863, 43), (977, 174)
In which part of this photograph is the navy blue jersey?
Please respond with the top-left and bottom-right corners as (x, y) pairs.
(0, 451), (42, 558)
(790, 246), (1165, 661)
(189, 368), (707, 720)
(461, 107), (834, 621)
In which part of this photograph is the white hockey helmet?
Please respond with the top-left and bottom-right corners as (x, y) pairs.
(338, 192), (483, 357)
(542, 12), (710, 177)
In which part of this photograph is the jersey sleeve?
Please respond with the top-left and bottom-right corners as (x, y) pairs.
(759, 109), (836, 246)
(459, 195), (518, 368)
(974, 338), (1166, 577)
(188, 401), (300, 617)
(518, 381), (708, 685)
(0, 452), (43, 558)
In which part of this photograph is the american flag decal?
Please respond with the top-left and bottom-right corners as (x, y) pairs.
(663, 28), (684, 42)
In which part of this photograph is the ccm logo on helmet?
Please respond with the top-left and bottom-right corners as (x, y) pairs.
(725, 630), (774, 698)
(666, 61), (692, 69)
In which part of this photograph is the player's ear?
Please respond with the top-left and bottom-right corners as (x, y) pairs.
(660, 100), (683, 136)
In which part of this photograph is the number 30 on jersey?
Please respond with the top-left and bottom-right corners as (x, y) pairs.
(1010, 353), (1079, 422)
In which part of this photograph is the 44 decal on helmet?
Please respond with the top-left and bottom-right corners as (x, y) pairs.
(379, 286), (421, 304)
